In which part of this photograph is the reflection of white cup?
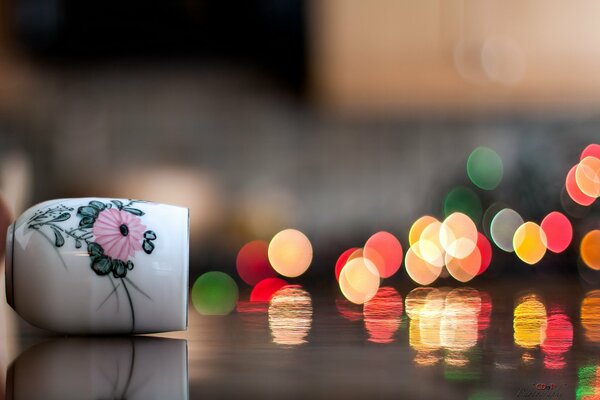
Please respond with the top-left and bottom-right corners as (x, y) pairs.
(6, 198), (189, 334)
(7, 337), (188, 400)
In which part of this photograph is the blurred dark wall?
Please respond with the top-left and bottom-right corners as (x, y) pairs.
(8, 0), (307, 91)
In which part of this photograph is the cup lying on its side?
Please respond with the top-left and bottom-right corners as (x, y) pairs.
(6, 198), (189, 334)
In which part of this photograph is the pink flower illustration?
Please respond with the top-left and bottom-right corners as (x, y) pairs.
(92, 208), (146, 261)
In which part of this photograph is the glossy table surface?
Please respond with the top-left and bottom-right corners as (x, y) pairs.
(3, 278), (600, 400)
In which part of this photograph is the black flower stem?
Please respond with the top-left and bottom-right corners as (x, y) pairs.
(28, 222), (92, 244)
(122, 278), (135, 333)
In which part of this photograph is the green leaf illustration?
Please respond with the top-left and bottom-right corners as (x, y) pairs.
(143, 240), (155, 254)
(123, 207), (145, 216)
(79, 216), (95, 229)
(50, 212), (71, 223)
(77, 206), (99, 218)
(126, 260), (134, 270)
(75, 239), (82, 249)
(88, 200), (106, 211)
(112, 259), (127, 278)
(91, 256), (112, 275)
(88, 242), (104, 257)
(143, 230), (156, 240)
(51, 227), (65, 247)
(111, 200), (124, 210)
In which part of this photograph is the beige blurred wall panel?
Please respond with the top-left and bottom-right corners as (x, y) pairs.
(310, 0), (600, 113)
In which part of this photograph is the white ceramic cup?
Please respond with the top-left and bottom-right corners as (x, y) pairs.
(6, 198), (189, 334)
(7, 337), (188, 400)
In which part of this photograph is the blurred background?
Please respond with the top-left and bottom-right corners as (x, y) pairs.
(0, 0), (598, 283)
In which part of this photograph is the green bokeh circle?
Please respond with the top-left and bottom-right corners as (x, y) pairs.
(191, 271), (239, 316)
(443, 186), (482, 224)
(467, 147), (504, 190)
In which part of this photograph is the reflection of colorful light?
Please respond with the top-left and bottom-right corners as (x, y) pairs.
(336, 297), (363, 322)
(540, 212), (573, 253)
(541, 307), (573, 370)
(440, 212), (478, 260)
(334, 247), (359, 281)
(443, 186), (483, 224)
(490, 208), (524, 252)
(405, 287), (437, 320)
(476, 233), (492, 275)
(407, 287), (487, 369)
(363, 231), (403, 278)
(409, 216), (438, 246)
(477, 291), (492, 337)
(250, 277), (288, 302)
(236, 240), (276, 286)
(581, 290), (600, 344)
(338, 257), (380, 304)
(581, 230), (600, 271)
(566, 164), (596, 206)
(513, 222), (547, 265)
(191, 272), (239, 316)
(268, 286), (312, 345)
(576, 156), (600, 198)
(363, 287), (403, 344)
(514, 294), (547, 349)
(237, 300), (268, 314)
(268, 229), (313, 278)
(577, 364), (600, 400)
(467, 147), (504, 190)
(441, 289), (480, 352)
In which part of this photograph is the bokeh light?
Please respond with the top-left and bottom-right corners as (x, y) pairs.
(363, 287), (403, 344)
(490, 208), (524, 252)
(409, 215), (438, 246)
(482, 202), (508, 240)
(268, 286), (313, 346)
(236, 240), (277, 286)
(191, 271), (239, 316)
(405, 247), (442, 286)
(581, 290), (600, 344)
(566, 164), (596, 206)
(513, 294), (547, 349)
(560, 186), (591, 219)
(576, 156), (600, 198)
(338, 257), (381, 304)
(415, 220), (445, 267)
(581, 230), (600, 271)
(445, 247), (481, 283)
(466, 147), (504, 190)
(334, 247), (359, 281)
(581, 143), (600, 160)
(443, 186), (483, 224)
(513, 222), (547, 265)
(440, 212), (478, 259)
(250, 277), (288, 302)
(364, 231), (403, 279)
(540, 212), (573, 253)
(268, 228), (313, 278)
(476, 232), (492, 275)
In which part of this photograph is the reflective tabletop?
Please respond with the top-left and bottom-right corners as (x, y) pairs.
(2, 279), (599, 400)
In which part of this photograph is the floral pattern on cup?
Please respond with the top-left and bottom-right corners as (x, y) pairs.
(26, 199), (157, 331)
